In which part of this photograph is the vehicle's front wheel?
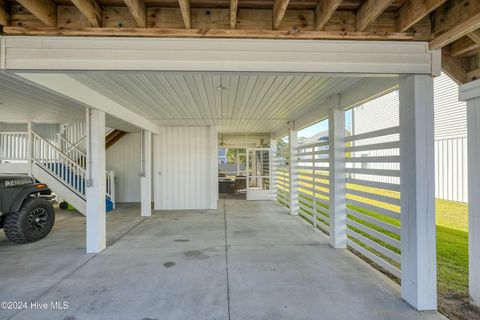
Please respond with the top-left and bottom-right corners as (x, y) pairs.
(3, 198), (55, 244)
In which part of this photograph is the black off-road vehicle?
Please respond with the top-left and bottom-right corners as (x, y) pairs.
(0, 175), (55, 243)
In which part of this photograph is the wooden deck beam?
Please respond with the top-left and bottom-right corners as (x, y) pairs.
(178, 0), (191, 29)
(71, 0), (103, 27)
(356, 0), (394, 32)
(314, 0), (342, 31)
(16, 0), (56, 27)
(273, 0), (290, 30)
(395, 0), (447, 32)
(123, 0), (147, 28)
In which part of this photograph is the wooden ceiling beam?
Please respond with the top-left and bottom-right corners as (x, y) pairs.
(441, 48), (468, 84)
(71, 0), (102, 27)
(16, 0), (56, 27)
(467, 67), (480, 82)
(178, 0), (191, 29)
(451, 36), (480, 57)
(2, 26), (431, 41)
(395, 0), (447, 32)
(230, 0), (238, 29)
(273, 0), (290, 30)
(314, 0), (342, 31)
(123, 0), (147, 28)
(429, 7), (480, 49)
(356, 0), (394, 32)
(468, 30), (480, 44)
(0, 0), (9, 26)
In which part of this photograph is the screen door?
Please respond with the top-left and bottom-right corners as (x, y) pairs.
(246, 148), (273, 200)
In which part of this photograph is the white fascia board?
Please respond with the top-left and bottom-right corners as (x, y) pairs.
(16, 73), (159, 134)
(459, 79), (480, 101)
(272, 77), (399, 139)
(3, 36), (438, 75)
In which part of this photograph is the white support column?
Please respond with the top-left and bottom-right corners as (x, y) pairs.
(270, 134), (277, 201)
(459, 79), (480, 306)
(288, 122), (299, 215)
(328, 94), (347, 249)
(86, 108), (106, 254)
(399, 75), (437, 311)
(140, 130), (152, 217)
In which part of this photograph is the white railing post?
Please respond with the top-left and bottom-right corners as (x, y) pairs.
(140, 130), (152, 217)
(27, 121), (32, 176)
(328, 94), (347, 249)
(399, 75), (436, 310)
(86, 108), (107, 254)
(288, 122), (299, 215)
(270, 134), (277, 200)
(459, 79), (480, 306)
(110, 170), (116, 209)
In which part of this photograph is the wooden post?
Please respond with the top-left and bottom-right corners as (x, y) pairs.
(288, 122), (299, 215)
(459, 79), (480, 306)
(86, 108), (106, 254)
(399, 75), (437, 310)
(328, 94), (347, 249)
(140, 130), (152, 217)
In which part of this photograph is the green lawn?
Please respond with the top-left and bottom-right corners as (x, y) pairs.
(293, 178), (469, 296)
(436, 199), (468, 295)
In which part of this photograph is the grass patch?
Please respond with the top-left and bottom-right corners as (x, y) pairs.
(285, 177), (469, 297)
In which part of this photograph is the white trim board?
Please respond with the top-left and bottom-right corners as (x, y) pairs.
(1, 36), (440, 75)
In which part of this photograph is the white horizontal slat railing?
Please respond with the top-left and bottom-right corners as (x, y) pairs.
(296, 140), (330, 235)
(345, 125), (401, 278)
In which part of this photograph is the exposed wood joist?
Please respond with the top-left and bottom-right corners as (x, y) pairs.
(441, 48), (468, 84)
(468, 30), (480, 44)
(16, 0), (56, 27)
(430, 0), (480, 49)
(467, 67), (480, 82)
(123, 0), (147, 28)
(230, 0), (238, 29)
(0, 0), (9, 26)
(71, 0), (103, 27)
(451, 37), (480, 57)
(356, 0), (394, 31)
(314, 0), (342, 31)
(178, 0), (191, 29)
(273, 0), (290, 30)
(395, 0), (447, 32)
(2, 26), (430, 41)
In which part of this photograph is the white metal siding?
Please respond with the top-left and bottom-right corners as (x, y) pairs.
(154, 126), (218, 210)
(106, 133), (141, 203)
(434, 73), (467, 139)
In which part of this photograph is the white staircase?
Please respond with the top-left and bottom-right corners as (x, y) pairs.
(0, 130), (115, 215)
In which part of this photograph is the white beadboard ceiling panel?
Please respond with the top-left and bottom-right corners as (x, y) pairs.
(70, 72), (361, 133)
(0, 72), (140, 132)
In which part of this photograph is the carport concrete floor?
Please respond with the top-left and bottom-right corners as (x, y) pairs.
(0, 200), (444, 320)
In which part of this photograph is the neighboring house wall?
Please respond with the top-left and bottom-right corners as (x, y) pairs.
(352, 73), (468, 202)
(433, 74), (468, 202)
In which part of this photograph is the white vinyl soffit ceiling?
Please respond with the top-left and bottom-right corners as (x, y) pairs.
(69, 72), (362, 133)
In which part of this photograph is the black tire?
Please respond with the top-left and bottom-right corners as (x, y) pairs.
(59, 201), (69, 210)
(3, 198), (55, 244)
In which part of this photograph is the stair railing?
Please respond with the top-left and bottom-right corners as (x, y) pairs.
(32, 132), (87, 198)
(58, 135), (87, 167)
(0, 132), (29, 162)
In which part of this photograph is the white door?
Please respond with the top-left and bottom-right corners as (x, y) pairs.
(246, 148), (273, 200)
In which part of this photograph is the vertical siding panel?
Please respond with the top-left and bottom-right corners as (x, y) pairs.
(153, 126), (215, 210)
